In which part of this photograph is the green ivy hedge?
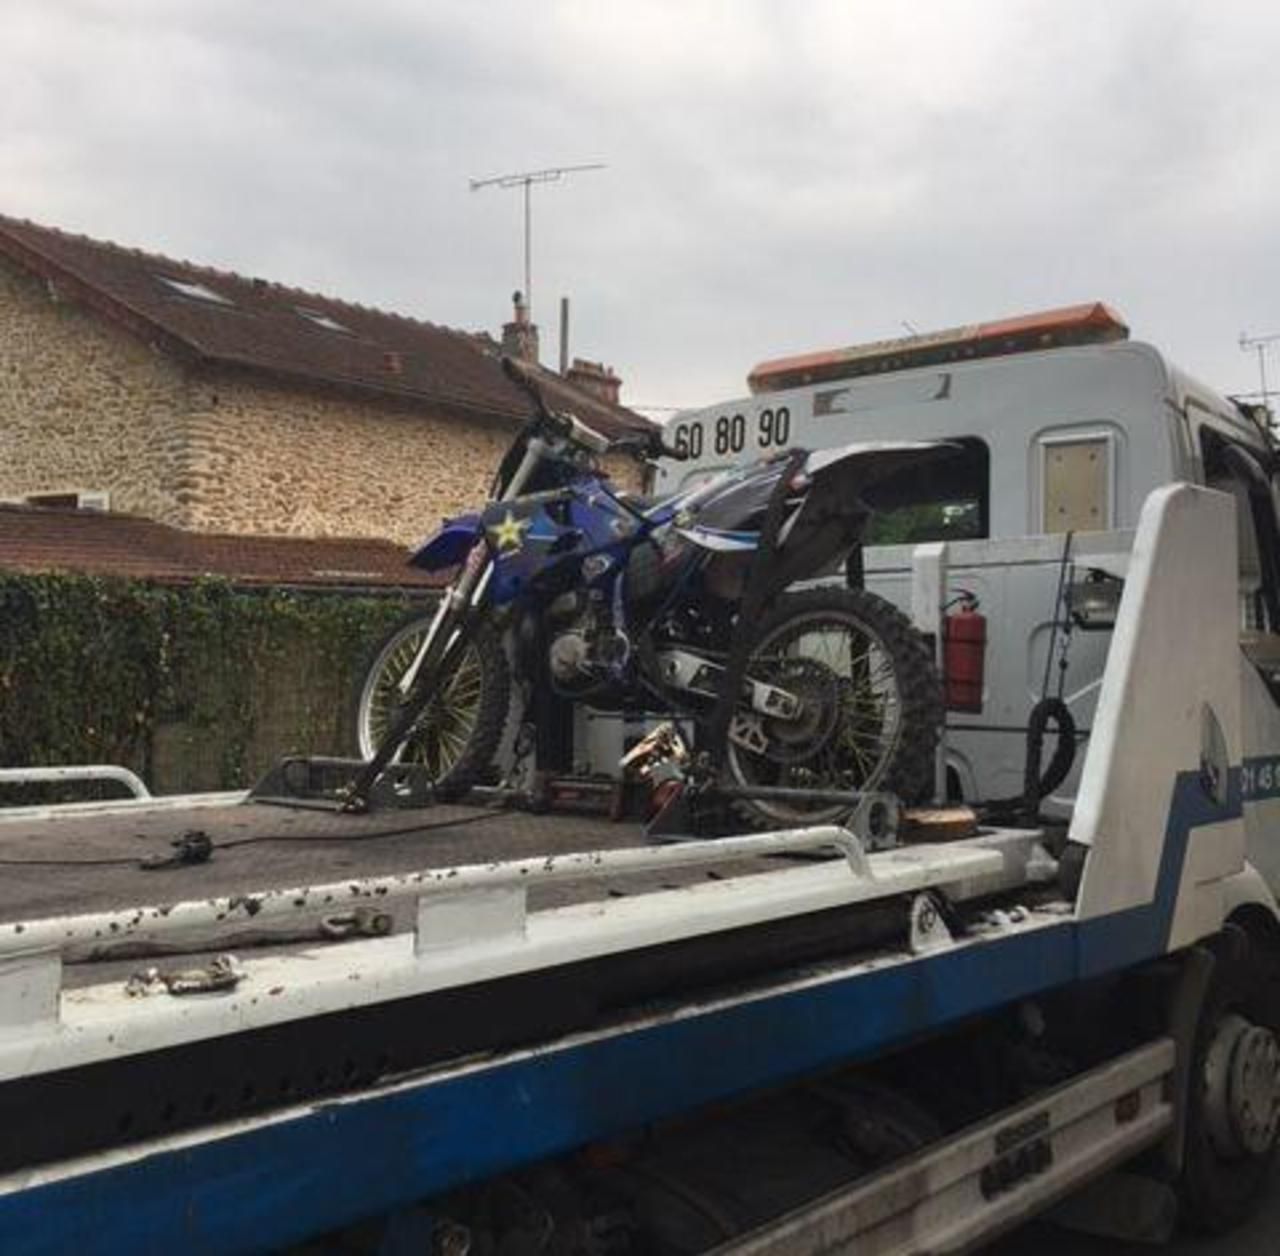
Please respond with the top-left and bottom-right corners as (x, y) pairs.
(0, 573), (417, 798)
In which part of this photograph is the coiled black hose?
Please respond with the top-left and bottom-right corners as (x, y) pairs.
(1021, 696), (1077, 811)
(978, 697), (1078, 824)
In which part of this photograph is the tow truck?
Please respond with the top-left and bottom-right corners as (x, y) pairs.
(1, 303), (1279, 1254)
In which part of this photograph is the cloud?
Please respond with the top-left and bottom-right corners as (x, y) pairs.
(4, 0), (1280, 407)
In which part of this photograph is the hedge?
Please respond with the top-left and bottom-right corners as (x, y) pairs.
(0, 573), (417, 799)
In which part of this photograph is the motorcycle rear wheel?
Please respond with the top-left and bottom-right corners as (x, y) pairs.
(350, 608), (510, 798)
(723, 588), (942, 828)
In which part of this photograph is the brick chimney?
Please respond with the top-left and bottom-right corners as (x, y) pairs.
(501, 290), (540, 363)
(565, 357), (622, 406)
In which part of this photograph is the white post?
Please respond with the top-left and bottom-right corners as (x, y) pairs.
(912, 542), (949, 804)
(0, 948), (61, 1030)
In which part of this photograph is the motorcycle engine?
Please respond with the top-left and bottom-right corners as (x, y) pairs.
(548, 629), (594, 691)
(546, 592), (627, 698)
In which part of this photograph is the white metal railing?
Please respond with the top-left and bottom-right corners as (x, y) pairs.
(0, 764), (152, 800)
(0, 824), (871, 962)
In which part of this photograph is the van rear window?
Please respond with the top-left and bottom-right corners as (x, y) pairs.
(863, 438), (989, 545)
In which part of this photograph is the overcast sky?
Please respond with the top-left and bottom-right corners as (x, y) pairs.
(5, 0), (1280, 414)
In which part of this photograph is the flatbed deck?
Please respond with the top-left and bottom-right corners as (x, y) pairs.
(0, 797), (799, 984)
(0, 800), (674, 917)
(0, 781), (1066, 1177)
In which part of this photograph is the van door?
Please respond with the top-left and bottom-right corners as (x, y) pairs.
(1201, 431), (1280, 895)
(1201, 435), (1280, 646)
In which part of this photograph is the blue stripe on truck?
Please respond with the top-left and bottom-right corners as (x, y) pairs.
(1075, 765), (1242, 978)
(0, 769), (1237, 1255)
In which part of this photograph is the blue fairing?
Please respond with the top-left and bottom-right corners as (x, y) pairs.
(481, 483), (639, 606)
(408, 516), (482, 572)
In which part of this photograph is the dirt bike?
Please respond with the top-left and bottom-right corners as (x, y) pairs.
(348, 361), (946, 826)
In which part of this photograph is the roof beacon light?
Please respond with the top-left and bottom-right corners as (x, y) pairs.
(747, 302), (1129, 395)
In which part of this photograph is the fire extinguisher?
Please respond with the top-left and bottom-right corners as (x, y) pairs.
(943, 591), (986, 713)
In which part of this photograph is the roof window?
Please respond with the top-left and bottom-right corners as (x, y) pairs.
(155, 274), (235, 306)
(295, 306), (351, 333)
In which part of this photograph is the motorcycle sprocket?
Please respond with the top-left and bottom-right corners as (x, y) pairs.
(753, 657), (843, 765)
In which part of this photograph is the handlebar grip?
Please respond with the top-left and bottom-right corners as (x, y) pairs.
(653, 433), (690, 461)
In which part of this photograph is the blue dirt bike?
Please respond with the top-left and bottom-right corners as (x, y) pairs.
(350, 362), (945, 826)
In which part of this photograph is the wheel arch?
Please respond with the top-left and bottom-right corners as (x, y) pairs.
(1222, 864), (1280, 954)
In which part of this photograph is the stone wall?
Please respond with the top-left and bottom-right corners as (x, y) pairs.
(0, 256), (646, 545)
(0, 257), (191, 525)
(178, 372), (517, 543)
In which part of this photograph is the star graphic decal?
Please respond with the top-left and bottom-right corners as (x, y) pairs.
(488, 510), (531, 555)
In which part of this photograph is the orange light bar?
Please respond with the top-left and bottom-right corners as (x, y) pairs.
(747, 302), (1129, 395)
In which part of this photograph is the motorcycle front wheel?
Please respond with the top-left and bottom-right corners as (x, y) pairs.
(723, 587), (942, 828)
(350, 607), (510, 798)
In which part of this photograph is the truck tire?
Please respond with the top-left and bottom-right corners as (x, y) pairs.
(350, 609), (510, 799)
(723, 588), (942, 828)
(1179, 926), (1280, 1233)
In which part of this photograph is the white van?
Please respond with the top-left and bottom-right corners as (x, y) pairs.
(652, 303), (1278, 812)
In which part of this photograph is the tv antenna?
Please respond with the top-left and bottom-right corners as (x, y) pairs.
(1240, 330), (1280, 412)
(470, 163), (606, 318)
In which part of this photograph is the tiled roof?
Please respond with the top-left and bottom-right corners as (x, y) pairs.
(0, 214), (652, 439)
(0, 505), (443, 590)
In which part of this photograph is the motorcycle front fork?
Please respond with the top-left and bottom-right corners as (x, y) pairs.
(342, 556), (493, 810)
(395, 434), (546, 699)
(396, 552), (493, 699)
(344, 441), (549, 808)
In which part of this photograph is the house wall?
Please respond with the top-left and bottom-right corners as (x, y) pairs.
(179, 373), (517, 542)
(177, 375), (643, 543)
(0, 257), (191, 525)
(0, 257), (645, 545)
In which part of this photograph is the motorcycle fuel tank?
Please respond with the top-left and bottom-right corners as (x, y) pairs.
(478, 489), (641, 606)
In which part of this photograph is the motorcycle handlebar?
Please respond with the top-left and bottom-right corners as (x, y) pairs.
(614, 430), (691, 462)
(502, 357), (690, 463)
(567, 413), (612, 454)
(541, 419), (691, 463)
(531, 409), (611, 454)
(651, 432), (691, 462)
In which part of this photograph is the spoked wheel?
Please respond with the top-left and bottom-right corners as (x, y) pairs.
(723, 588), (941, 828)
(350, 609), (510, 798)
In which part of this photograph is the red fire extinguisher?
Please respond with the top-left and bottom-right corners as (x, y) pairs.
(943, 592), (986, 713)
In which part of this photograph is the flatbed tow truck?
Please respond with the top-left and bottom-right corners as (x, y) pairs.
(3, 304), (1280, 1255)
